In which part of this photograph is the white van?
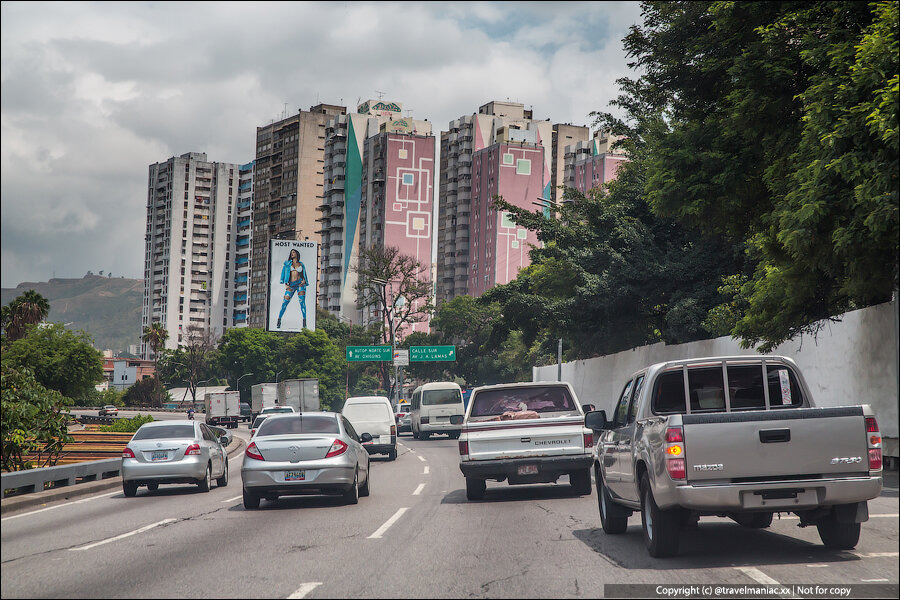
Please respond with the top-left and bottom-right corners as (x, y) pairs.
(410, 382), (465, 440)
(341, 396), (397, 460)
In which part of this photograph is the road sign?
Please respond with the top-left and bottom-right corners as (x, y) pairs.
(393, 349), (409, 366)
(346, 346), (392, 361)
(410, 345), (457, 362)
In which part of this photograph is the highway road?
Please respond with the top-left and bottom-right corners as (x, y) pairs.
(2, 423), (898, 598)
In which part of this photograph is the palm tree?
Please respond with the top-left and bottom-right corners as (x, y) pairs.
(142, 323), (169, 407)
(4, 290), (51, 341)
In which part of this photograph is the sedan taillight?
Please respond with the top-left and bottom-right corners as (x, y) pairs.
(122, 447), (135, 459)
(185, 443), (201, 456)
(326, 439), (348, 458)
(245, 442), (264, 461)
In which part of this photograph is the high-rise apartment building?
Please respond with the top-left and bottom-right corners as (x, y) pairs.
(550, 123), (590, 203)
(436, 101), (553, 304)
(141, 152), (242, 359)
(563, 129), (628, 194)
(231, 161), (253, 327)
(319, 100), (421, 322)
(248, 103), (346, 329)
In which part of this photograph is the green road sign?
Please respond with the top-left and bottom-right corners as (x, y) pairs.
(346, 346), (392, 361)
(410, 345), (457, 362)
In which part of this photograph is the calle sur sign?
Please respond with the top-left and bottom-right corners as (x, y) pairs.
(410, 345), (457, 362)
(346, 346), (392, 362)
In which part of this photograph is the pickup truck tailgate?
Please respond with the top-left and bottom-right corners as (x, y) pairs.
(465, 416), (586, 461)
(682, 406), (869, 482)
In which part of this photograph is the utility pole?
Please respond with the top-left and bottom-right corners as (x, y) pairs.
(557, 338), (563, 382)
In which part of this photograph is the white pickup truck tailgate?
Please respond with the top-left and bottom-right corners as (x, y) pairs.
(464, 416), (586, 461)
(682, 406), (869, 482)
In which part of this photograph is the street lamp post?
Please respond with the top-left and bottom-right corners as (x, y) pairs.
(236, 372), (254, 401)
(371, 277), (399, 403)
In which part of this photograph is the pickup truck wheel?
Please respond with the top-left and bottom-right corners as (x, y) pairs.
(421, 432), (430, 440)
(733, 512), (773, 528)
(640, 474), (681, 557)
(466, 477), (486, 501)
(570, 468), (592, 495)
(817, 513), (860, 549)
(598, 472), (628, 534)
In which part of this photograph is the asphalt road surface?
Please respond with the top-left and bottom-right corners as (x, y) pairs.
(2, 425), (897, 598)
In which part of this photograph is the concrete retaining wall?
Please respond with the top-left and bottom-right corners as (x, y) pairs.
(534, 299), (899, 458)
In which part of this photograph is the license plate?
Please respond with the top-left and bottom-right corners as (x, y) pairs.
(284, 471), (306, 481)
(518, 464), (538, 476)
(151, 451), (168, 462)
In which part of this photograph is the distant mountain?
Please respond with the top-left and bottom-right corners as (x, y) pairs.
(2, 275), (143, 353)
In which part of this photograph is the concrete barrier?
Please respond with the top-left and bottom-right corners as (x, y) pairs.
(1, 459), (121, 498)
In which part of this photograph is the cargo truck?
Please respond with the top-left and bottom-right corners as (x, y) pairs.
(204, 391), (241, 429)
(277, 378), (320, 412)
(250, 383), (278, 421)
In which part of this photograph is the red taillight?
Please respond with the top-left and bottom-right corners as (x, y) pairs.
(245, 442), (264, 461)
(665, 427), (684, 443)
(326, 439), (348, 458)
(583, 432), (593, 449)
(122, 447), (135, 459)
(865, 417), (879, 433)
(458, 440), (468, 455)
(390, 425), (396, 436)
(250, 429), (256, 436)
(869, 448), (883, 471)
(185, 443), (201, 456)
(667, 458), (686, 480)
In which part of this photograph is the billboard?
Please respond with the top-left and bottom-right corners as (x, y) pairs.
(268, 240), (317, 332)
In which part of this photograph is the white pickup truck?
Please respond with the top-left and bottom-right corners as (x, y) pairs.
(585, 355), (884, 557)
(457, 382), (594, 501)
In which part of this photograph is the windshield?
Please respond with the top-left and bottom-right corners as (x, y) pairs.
(262, 407), (294, 413)
(469, 387), (577, 419)
(422, 389), (462, 406)
(256, 415), (339, 436)
(132, 425), (196, 440)
(343, 403), (392, 422)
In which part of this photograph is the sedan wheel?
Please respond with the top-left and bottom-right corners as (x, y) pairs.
(359, 469), (371, 497)
(243, 488), (260, 509)
(343, 469), (359, 505)
(198, 464), (211, 492)
(216, 461), (228, 487)
(123, 481), (138, 497)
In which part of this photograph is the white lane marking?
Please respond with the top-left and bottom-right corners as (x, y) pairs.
(412, 483), (425, 496)
(807, 564), (829, 568)
(1, 491), (120, 522)
(417, 455), (426, 462)
(778, 513), (898, 520)
(852, 551), (899, 558)
(70, 518), (177, 551)
(736, 567), (781, 586)
(862, 579), (889, 582)
(368, 508), (409, 539)
(287, 582), (323, 599)
(222, 495), (243, 503)
(423, 466), (429, 475)
(409, 449), (417, 454)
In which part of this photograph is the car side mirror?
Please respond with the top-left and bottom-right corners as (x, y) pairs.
(450, 415), (463, 425)
(581, 404), (595, 413)
(584, 410), (609, 431)
(360, 432), (373, 443)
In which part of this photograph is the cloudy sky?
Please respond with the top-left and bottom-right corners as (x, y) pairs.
(0, 1), (643, 288)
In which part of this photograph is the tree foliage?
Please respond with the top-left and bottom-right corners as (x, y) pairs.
(596, 0), (898, 350)
(2, 290), (51, 342)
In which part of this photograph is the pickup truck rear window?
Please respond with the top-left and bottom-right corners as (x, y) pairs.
(653, 364), (805, 414)
(470, 387), (576, 419)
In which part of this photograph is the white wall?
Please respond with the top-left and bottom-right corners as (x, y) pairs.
(534, 299), (899, 455)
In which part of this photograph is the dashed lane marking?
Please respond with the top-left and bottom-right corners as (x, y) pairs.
(736, 567), (781, 586)
(70, 518), (177, 551)
(222, 495), (243, 503)
(368, 508), (409, 539)
(287, 582), (323, 599)
(413, 483), (425, 496)
(423, 466), (429, 474)
(417, 455), (426, 462)
(1, 491), (120, 522)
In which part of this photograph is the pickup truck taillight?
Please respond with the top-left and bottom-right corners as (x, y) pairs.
(866, 417), (882, 471)
(390, 425), (397, 436)
(458, 440), (468, 456)
(583, 432), (593, 449)
(665, 427), (686, 480)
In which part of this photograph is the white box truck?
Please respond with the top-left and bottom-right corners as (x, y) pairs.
(251, 383), (278, 421)
(204, 391), (240, 429)
(277, 378), (320, 412)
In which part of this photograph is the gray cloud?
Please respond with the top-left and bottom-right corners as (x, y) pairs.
(1, 1), (642, 288)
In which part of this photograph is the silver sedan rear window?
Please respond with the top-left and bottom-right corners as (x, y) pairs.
(132, 425), (195, 440)
(256, 415), (339, 436)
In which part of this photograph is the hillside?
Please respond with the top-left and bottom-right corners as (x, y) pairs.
(2, 275), (144, 353)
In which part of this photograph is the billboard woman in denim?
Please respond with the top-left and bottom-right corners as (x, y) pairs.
(277, 249), (308, 328)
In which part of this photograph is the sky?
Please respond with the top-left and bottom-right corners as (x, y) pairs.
(0, 1), (644, 289)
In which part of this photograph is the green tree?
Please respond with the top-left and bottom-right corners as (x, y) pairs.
(1, 365), (73, 471)
(216, 327), (283, 401)
(278, 329), (344, 410)
(3, 323), (104, 401)
(2, 290), (51, 342)
(123, 376), (167, 408)
(596, 0), (898, 350)
(142, 322), (169, 405)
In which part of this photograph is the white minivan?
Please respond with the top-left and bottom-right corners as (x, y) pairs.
(341, 396), (397, 460)
(410, 382), (465, 440)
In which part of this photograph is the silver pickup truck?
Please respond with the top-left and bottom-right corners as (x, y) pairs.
(585, 356), (884, 557)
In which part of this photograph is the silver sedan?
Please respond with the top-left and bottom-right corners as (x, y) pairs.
(241, 412), (370, 509)
(121, 420), (228, 496)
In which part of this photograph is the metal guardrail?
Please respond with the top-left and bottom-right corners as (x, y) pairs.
(74, 414), (116, 425)
(1, 458), (121, 498)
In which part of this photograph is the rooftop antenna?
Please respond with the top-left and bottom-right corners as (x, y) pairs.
(282, 103), (288, 119)
(375, 90), (386, 99)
